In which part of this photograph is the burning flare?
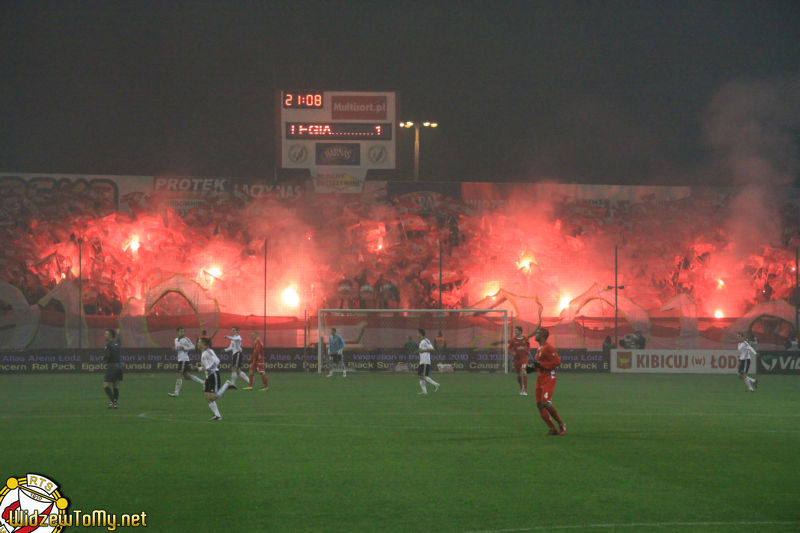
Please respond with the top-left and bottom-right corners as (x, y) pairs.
(282, 286), (300, 307)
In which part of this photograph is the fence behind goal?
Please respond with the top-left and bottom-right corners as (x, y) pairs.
(317, 309), (509, 373)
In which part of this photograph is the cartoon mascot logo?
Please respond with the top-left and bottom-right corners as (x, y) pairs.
(0, 474), (68, 533)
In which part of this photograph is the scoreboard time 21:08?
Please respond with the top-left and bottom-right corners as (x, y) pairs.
(282, 92), (324, 108)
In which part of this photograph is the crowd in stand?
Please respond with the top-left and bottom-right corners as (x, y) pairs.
(2, 177), (800, 325)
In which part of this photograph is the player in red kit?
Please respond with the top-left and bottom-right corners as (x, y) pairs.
(243, 331), (269, 391)
(509, 326), (533, 396)
(527, 328), (566, 435)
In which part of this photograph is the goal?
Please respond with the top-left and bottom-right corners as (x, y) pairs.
(316, 309), (509, 374)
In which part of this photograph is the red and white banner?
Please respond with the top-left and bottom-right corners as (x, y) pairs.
(611, 349), (748, 374)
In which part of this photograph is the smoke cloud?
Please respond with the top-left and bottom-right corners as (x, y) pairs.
(704, 77), (800, 257)
(704, 76), (800, 187)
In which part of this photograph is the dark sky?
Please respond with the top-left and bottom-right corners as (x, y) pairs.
(1, 0), (798, 184)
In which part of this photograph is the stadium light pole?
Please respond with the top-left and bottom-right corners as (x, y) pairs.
(399, 121), (438, 180)
(438, 236), (443, 337)
(78, 237), (82, 349)
(439, 238), (443, 311)
(263, 239), (267, 349)
(606, 245), (625, 347)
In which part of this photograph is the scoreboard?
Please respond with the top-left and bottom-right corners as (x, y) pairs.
(277, 91), (397, 173)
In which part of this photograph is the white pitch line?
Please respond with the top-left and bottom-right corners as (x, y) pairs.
(465, 520), (800, 532)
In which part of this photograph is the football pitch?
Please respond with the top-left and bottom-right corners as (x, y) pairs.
(2, 372), (799, 533)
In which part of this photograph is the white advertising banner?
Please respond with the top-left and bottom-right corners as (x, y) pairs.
(611, 349), (748, 374)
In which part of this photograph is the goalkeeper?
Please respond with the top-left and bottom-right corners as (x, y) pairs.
(326, 328), (347, 377)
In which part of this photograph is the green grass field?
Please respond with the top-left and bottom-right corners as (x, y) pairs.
(2, 371), (799, 532)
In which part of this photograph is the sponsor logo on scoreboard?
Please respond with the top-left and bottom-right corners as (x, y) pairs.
(367, 145), (388, 164)
(316, 143), (360, 166)
(331, 95), (388, 119)
(287, 145), (309, 164)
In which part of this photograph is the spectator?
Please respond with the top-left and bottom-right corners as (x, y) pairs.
(376, 274), (399, 309)
(633, 330), (646, 349)
(337, 277), (356, 309)
(619, 331), (646, 349)
(403, 335), (418, 357)
(785, 335), (799, 351)
(602, 336), (614, 355)
(747, 333), (759, 349)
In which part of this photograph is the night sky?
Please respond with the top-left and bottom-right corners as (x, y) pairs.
(1, 0), (798, 184)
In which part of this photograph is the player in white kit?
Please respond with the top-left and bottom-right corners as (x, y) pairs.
(736, 332), (758, 392)
(198, 337), (236, 420)
(224, 327), (249, 386)
(168, 327), (205, 397)
(416, 328), (440, 395)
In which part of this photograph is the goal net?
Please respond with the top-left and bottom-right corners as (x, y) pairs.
(317, 309), (509, 374)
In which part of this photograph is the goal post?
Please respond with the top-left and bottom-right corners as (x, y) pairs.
(317, 309), (509, 374)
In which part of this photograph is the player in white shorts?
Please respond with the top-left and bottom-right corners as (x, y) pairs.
(168, 327), (205, 397)
(198, 337), (236, 421)
(736, 332), (758, 392)
(416, 328), (440, 395)
(224, 327), (249, 386)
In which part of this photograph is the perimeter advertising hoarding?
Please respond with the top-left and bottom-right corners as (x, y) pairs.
(0, 349), (610, 373)
(611, 349), (745, 374)
(757, 351), (800, 375)
(0, 349), (319, 374)
(559, 350), (610, 372)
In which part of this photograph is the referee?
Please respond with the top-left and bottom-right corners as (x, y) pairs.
(102, 328), (122, 409)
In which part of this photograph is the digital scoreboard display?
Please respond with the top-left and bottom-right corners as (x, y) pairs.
(285, 122), (392, 140)
(278, 90), (397, 179)
(281, 92), (324, 108)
